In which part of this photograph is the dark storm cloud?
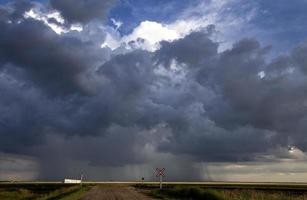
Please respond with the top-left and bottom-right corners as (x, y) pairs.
(293, 42), (307, 75)
(0, 75), (46, 152)
(155, 32), (307, 158)
(159, 125), (275, 162)
(8, 0), (34, 20)
(50, 0), (117, 24)
(211, 39), (307, 142)
(2, 0), (307, 180)
(156, 26), (218, 67)
(0, 8), (106, 96)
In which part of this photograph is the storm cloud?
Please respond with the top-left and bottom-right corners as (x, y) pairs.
(50, 0), (117, 24)
(1, 0), (307, 181)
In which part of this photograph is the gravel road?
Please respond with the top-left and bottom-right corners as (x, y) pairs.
(79, 185), (156, 200)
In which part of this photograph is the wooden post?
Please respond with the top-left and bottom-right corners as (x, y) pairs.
(160, 175), (163, 189)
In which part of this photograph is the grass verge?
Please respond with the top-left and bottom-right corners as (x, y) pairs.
(138, 185), (307, 200)
(151, 187), (224, 200)
(0, 184), (91, 200)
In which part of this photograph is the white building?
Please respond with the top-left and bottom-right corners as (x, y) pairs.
(64, 179), (81, 184)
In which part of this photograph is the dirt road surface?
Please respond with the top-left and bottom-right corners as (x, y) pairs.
(79, 185), (156, 200)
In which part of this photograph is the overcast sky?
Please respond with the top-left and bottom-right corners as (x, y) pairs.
(1, 0), (307, 182)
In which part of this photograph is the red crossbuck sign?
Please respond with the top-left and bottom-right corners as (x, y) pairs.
(156, 168), (165, 177)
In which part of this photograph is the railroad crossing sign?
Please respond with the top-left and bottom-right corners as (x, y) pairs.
(156, 168), (165, 189)
(156, 168), (165, 177)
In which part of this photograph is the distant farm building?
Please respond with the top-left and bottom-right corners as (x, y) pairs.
(64, 179), (81, 184)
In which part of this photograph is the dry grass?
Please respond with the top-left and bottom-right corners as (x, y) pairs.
(149, 187), (307, 200)
(219, 190), (307, 200)
(0, 184), (90, 200)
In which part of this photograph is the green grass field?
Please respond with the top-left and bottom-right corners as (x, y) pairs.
(150, 187), (307, 200)
(0, 183), (90, 200)
(136, 184), (307, 200)
(3, 182), (307, 199)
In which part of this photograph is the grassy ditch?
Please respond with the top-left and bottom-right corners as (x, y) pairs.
(0, 183), (91, 200)
(152, 187), (224, 200)
(136, 185), (307, 200)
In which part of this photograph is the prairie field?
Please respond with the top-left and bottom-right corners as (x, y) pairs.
(2, 182), (307, 199)
(0, 183), (90, 200)
(136, 183), (307, 200)
(149, 187), (307, 200)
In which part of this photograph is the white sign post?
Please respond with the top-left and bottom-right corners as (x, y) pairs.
(156, 168), (165, 189)
(80, 174), (83, 186)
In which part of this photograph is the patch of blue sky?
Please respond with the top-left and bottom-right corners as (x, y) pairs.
(0, 0), (11, 4)
(108, 0), (197, 35)
(249, 0), (307, 53)
(0, 0), (47, 4)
